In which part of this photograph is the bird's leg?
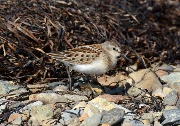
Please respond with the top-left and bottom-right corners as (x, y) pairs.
(66, 66), (72, 91)
(82, 74), (97, 96)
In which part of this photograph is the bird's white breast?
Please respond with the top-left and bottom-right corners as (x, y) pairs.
(69, 57), (109, 75)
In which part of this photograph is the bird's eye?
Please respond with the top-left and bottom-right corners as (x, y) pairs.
(113, 47), (116, 50)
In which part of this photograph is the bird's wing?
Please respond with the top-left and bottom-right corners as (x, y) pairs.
(47, 44), (103, 64)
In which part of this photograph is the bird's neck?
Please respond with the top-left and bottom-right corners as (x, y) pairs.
(104, 50), (118, 67)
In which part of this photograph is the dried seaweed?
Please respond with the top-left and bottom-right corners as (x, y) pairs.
(0, 0), (179, 85)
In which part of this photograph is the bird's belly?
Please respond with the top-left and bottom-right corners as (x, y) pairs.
(70, 62), (108, 75)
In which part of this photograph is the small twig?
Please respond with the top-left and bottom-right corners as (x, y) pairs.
(66, 66), (72, 91)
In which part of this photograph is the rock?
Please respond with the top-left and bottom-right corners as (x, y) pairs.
(27, 101), (43, 106)
(80, 83), (103, 95)
(126, 63), (138, 72)
(162, 87), (173, 97)
(152, 88), (165, 98)
(29, 93), (68, 104)
(8, 113), (27, 124)
(155, 64), (174, 72)
(30, 104), (54, 119)
(63, 94), (88, 102)
(28, 118), (41, 126)
(79, 113), (89, 122)
(54, 108), (62, 118)
(98, 94), (129, 103)
(27, 118), (57, 126)
(174, 65), (180, 72)
(155, 70), (169, 77)
(80, 97), (132, 124)
(0, 80), (28, 97)
(97, 73), (128, 87)
(0, 99), (8, 114)
(60, 110), (81, 126)
(90, 97), (132, 113)
(18, 101), (44, 118)
(73, 101), (87, 109)
(60, 106), (85, 125)
(176, 98), (180, 108)
(92, 87), (103, 95)
(27, 84), (49, 93)
(141, 112), (154, 123)
(127, 69), (162, 92)
(65, 108), (84, 117)
(53, 85), (69, 92)
(8, 101), (26, 110)
(100, 108), (125, 125)
(72, 102), (87, 121)
(76, 85), (95, 96)
(9, 116), (22, 125)
(28, 104), (54, 125)
(81, 113), (102, 126)
(66, 117), (81, 126)
(154, 121), (163, 126)
(163, 90), (178, 106)
(162, 109), (180, 125)
(101, 124), (111, 126)
(48, 81), (65, 88)
(121, 120), (144, 126)
(152, 112), (162, 121)
(54, 123), (63, 126)
(160, 72), (180, 85)
(141, 119), (151, 125)
(154, 64), (174, 77)
(127, 87), (145, 97)
(89, 98), (116, 112)
(164, 106), (179, 110)
(80, 104), (100, 121)
(170, 81), (180, 94)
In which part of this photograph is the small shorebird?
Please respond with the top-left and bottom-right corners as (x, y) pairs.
(48, 40), (121, 90)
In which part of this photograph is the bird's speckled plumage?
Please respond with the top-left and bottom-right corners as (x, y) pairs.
(48, 40), (121, 75)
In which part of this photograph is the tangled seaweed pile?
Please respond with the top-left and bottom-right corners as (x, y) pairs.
(0, 0), (179, 84)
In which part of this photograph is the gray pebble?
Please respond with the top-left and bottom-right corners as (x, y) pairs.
(141, 112), (154, 123)
(122, 120), (145, 126)
(163, 90), (178, 106)
(160, 72), (180, 85)
(63, 94), (88, 102)
(127, 87), (145, 97)
(60, 111), (80, 126)
(0, 80), (28, 95)
(81, 113), (102, 126)
(48, 81), (65, 88)
(100, 108), (125, 125)
(155, 64), (174, 71)
(0, 99), (8, 114)
(53, 85), (68, 92)
(162, 109), (180, 125)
